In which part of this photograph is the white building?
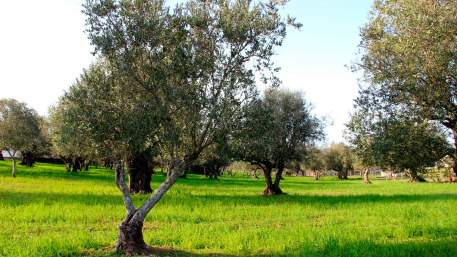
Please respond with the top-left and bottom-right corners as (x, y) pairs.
(1, 150), (21, 159)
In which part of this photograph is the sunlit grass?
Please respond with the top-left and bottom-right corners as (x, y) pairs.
(0, 160), (456, 256)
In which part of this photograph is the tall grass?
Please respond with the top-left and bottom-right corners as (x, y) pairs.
(0, 160), (456, 256)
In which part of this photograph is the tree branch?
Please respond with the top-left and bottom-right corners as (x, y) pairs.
(135, 166), (180, 220)
(115, 163), (136, 216)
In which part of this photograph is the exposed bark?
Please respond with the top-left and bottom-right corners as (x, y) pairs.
(65, 163), (71, 172)
(128, 153), (153, 194)
(363, 169), (371, 184)
(272, 161), (284, 194)
(259, 162), (283, 196)
(116, 218), (147, 254)
(0, 151), (3, 160)
(115, 164), (136, 217)
(12, 158), (17, 178)
(7, 150), (17, 177)
(114, 159), (188, 255)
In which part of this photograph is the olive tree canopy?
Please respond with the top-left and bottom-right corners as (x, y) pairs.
(0, 99), (42, 177)
(356, 0), (457, 174)
(233, 88), (324, 195)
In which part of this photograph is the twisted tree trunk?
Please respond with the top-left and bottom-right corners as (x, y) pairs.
(114, 158), (190, 255)
(261, 162), (283, 196)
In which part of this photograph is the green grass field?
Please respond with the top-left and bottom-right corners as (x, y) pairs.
(0, 160), (457, 257)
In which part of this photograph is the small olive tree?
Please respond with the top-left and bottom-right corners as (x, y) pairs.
(322, 143), (354, 180)
(233, 88), (323, 195)
(347, 111), (451, 182)
(0, 99), (42, 177)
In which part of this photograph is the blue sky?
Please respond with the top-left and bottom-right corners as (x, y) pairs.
(0, 0), (374, 144)
(274, 0), (373, 143)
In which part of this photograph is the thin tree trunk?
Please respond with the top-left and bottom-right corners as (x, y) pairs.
(65, 163), (71, 172)
(363, 169), (371, 184)
(12, 158), (17, 177)
(314, 170), (320, 180)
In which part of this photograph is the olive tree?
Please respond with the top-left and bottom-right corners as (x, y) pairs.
(49, 101), (98, 172)
(322, 143), (354, 180)
(304, 147), (324, 180)
(0, 99), (42, 177)
(347, 105), (451, 182)
(357, 0), (457, 174)
(234, 88), (323, 195)
(74, 0), (297, 253)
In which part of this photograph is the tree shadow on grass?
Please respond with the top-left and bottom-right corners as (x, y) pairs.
(298, 238), (457, 257)
(85, 236), (457, 257)
(184, 192), (457, 207)
(0, 190), (122, 207)
(2, 189), (456, 209)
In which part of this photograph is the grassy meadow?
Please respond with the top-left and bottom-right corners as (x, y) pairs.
(0, 160), (457, 257)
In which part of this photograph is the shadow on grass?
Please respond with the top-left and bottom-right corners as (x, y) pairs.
(1, 188), (456, 208)
(298, 238), (457, 257)
(84, 237), (457, 257)
(0, 190), (122, 207)
(187, 192), (457, 206)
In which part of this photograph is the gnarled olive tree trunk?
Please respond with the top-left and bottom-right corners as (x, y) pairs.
(260, 162), (284, 196)
(114, 159), (189, 254)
